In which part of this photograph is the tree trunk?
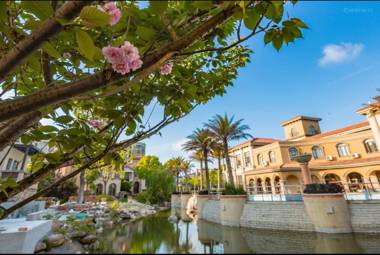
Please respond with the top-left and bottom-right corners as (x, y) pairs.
(176, 172), (179, 192)
(223, 139), (234, 186)
(77, 169), (85, 204)
(199, 159), (203, 190)
(203, 149), (211, 192)
(217, 156), (222, 192)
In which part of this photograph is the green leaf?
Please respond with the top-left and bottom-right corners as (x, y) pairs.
(42, 42), (61, 59)
(265, 3), (283, 23)
(45, 151), (62, 163)
(149, 0), (168, 14)
(136, 26), (156, 41)
(56, 115), (73, 124)
(243, 8), (260, 30)
(20, 134), (32, 145)
(291, 18), (308, 29)
(39, 125), (58, 133)
(0, 2), (7, 22)
(264, 29), (275, 45)
(80, 6), (111, 27)
(76, 30), (96, 61)
(272, 33), (283, 51)
(21, 1), (53, 20)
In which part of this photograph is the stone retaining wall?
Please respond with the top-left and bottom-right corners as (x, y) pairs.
(348, 200), (380, 233)
(240, 201), (315, 232)
(198, 199), (221, 224)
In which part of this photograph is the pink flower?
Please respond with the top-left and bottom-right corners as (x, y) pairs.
(62, 52), (71, 59)
(101, 2), (122, 26)
(113, 61), (130, 75)
(121, 42), (140, 60)
(130, 59), (143, 71)
(89, 120), (103, 129)
(160, 63), (173, 75)
(102, 46), (124, 64)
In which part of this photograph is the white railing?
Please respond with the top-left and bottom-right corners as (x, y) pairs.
(247, 184), (305, 202)
(331, 181), (380, 200)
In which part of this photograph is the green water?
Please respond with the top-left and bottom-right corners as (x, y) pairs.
(96, 209), (380, 254)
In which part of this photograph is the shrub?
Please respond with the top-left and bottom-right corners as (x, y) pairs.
(198, 190), (209, 195)
(135, 191), (150, 204)
(119, 197), (128, 203)
(222, 183), (246, 195)
(303, 183), (343, 194)
(96, 194), (115, 202)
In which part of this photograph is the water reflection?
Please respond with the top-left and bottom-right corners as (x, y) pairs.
(96, 209), (380, 254)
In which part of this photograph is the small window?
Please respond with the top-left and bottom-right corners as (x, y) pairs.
(312, 146), (324, 159)
(308, 125), (318, 135)
(269, 151), (276, 163)
(257, 154), (264, 166)
(6, 158), (13, 170)
(288, 147), (299, 159)
(337, 143), (350, 157)
(364, 139), (378, 153)
(244, 152), (251, 167)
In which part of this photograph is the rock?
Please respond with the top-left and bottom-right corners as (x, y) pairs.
(119, 212), (131, 220)
(103, 220), (113, 229)
(68, 231), (87, 239)
(34, 241), (47, 253)
(88, 240), (100, 251)
(52, 220), (64, 232)
(80, 235), (97, 244)
(46, 234), (65, 248)
(168, 215), (178, 223)
(96, 227), (103, 234)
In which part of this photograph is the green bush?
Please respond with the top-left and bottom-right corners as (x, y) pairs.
(120, 179), (132, 192)
(222, 183), (246, 195)
(119, 197), (128, 203)
(96, 194), (115, 202)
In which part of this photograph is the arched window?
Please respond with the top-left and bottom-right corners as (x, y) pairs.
(265, 178), (272, 193)
(324, 174), (341, 184)
(290, 127), (299, 137)
(312, 146), (324, 159)
(96, 184), (103, 195)
(248, 179), (255, 194)
(288, 147), (299, 160)
(274, 176), (281, 194)
(108, 183), (117, 196)
(269, 151), (276, 163)
(347, 172), (364, 193)
(256, 178), (263, 194)
(308, 125), (318, 135)
(257, 154), (264, 166)
(364, 139), (378, 153)
(337, 143), (350, 157)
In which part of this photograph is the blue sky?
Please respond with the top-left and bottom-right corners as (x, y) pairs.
(141, 1), (380, 163)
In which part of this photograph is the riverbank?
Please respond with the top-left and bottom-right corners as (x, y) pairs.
(33, 199), (170, 254)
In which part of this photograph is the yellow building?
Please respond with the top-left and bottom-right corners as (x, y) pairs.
(228, 104), (380, 195)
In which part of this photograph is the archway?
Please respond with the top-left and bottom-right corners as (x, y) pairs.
(248, 179), (255, 194)
(96, 183), (103, 195)
(311, 175), (320, 184)
(368, 170), (380, 191)
(133, 181), (140, 194)
(285, 175), (300, 194)
(347, 172), (364, 192)
(256, 178), (263, 194)
(108, 183), (117, 196)
(324, 173), (341, 184)
(274, 176), (281, 193)
(265, 177), (272, 193)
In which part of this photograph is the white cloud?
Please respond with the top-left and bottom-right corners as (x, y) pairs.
(319, 42), (364, 66)
(171, 138), (188, 152)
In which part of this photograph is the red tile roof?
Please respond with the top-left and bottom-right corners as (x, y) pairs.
(307, 121), (369, 140)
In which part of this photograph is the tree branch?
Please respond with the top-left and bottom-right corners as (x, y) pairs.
(0, 1), (90, 80)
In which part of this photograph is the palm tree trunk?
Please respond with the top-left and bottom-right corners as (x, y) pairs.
(217, 156), (222, 192)
(199, 160), (203, 190)
(203, 150), (211, 192)
(176, 172), (179, 192)
(223, 140), (234, 186)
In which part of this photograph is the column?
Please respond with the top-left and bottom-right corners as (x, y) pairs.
(293, 154), (313, 185)
(368, 112), (380, 149)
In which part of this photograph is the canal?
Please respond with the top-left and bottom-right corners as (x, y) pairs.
(96, 209), (380, 253)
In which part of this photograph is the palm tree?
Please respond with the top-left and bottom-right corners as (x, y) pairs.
(205, 114), (252, 186)
(165, 156), (190, 192)
(211, 142), (224, 192)
(182, 129), (214, 192)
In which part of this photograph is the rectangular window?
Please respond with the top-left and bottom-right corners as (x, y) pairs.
(244, 152), (251, 167)
(12, 160), (19, 171)
(6, 158), (13, 170)
(236, 155), (241, 168)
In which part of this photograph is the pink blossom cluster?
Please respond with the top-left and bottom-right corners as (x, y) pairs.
(102, 41), (143, 75)
(88, 120), (103, 129)
(160, 63), (173, 75)
(62, 52), (71, 59)
(100, 2), (121, 26)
